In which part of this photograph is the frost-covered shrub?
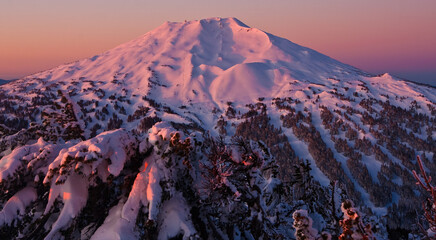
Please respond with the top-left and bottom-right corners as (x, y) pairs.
(413, 155), (436, 238)
(293, 209), (319, 240)
(339, 199), (374, 240)
(292, 209), (331, 240)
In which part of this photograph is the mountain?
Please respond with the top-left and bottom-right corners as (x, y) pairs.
(0, 79), (9, 85)
(0, 17), (435, 239)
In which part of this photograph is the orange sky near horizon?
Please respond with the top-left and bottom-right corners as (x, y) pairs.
(1, 0), (435, 85)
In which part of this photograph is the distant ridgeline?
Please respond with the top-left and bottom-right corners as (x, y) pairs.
(0, 79), (9, 85)
(0, 18), (435, 239)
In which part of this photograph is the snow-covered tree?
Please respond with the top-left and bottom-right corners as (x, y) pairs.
(293, 209), (318, 240)
(292, 209), (331, 240)
(197, 135), (289, 239)
(339, 199), (375, 240)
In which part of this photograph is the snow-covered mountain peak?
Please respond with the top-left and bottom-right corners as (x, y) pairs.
(2, 17), (435, 116)
(17, 17), (373, 106)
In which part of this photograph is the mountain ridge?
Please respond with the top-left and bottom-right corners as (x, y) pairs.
(0, 79), (9, 85)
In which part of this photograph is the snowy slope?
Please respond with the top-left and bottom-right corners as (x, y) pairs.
(0, 17), (435, 239)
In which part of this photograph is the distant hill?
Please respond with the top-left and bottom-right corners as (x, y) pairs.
(0, 79), (9, 85)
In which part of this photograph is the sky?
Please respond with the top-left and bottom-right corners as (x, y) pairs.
(1, 0), (435, 85)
